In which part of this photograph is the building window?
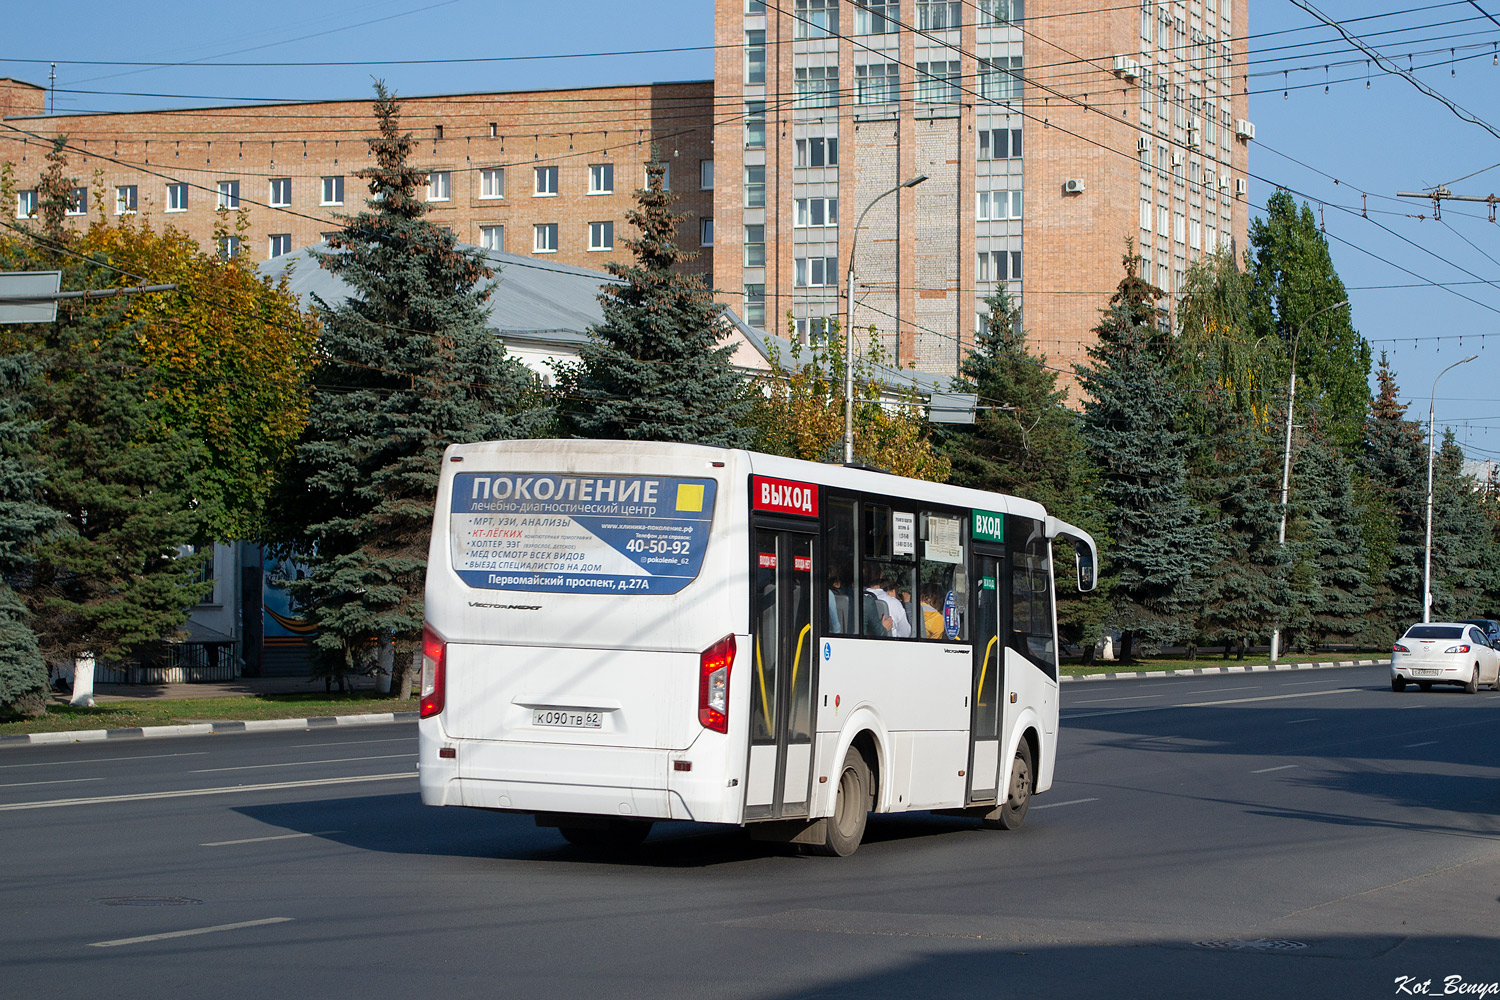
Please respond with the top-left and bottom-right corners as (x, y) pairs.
(979, 128), (1022, 160)
(167, 183), (188, 212)
(976, 249), (1022, 282)
(16, 189), (37, 218)
(644, 162), (671, 190)
(533, 223), (558, 253)
(321, 175), (344, 206)
(700, 217), (714, 246)
(745, 101), (767, 149)
(794, 256), (838, 287)
(980, 57), (1024, 101)
(744, 284), (766, 326)
(115, 185), (137, 215)
(915, 0), (962, 29)
(794, 197), (838, 227)
(979, 0), (1024, 23)
(795, 66), (840, 109)
(427, 171), (451, 202)
(269, 233), (292, 258)
(977, 189), (1023, 220)
(744, 225), (766, 267)
(745, 29), (766, 85)
(745, 166), (766, 209)
(916, 61), (961, 104)
(480, 225), (504, 251)
(480, 168), (505, 199)
(269, 178), (291, 207)
(747, 0), (766, 10)
(589, 221), (614, 251)
(795, 136), (839, 167)
(794, 0), (837, 38)
(218, 235), (240, 259)
(534, 166), (558, 196)
(217, 181), (239, 210)
(854, 1), (899, 34)
(700, 160), (714, 190)
(66, 187), (88, 216)
(855, 62), (900, 105)
(589, 163), (614, 194)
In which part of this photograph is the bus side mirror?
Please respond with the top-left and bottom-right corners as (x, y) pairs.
(1073, 541), (1096, 593)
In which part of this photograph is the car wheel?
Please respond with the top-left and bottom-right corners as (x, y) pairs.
(984, 739), (1035, 831)
(1466, 666), (1480, 695)
(1392, 676), (1406, 692)
(811, 746), (871, 857)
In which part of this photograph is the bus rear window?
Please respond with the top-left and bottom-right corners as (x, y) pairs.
(447, 472), (717, 595)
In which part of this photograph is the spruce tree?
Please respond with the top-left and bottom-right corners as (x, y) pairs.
(1286, 422), (1374, 648)
(1077, 250), (1211, 659)
(556, 155), (751, 446)
(1430, 429), (1496, 619)
(272, 82), (545, 685)
(1360, 355), (1428, 636)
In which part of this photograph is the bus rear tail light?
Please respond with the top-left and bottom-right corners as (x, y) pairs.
(420, 624), (446, 719)
(699, 635), (736, 733)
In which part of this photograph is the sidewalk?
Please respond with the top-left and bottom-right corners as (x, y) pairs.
(60, 673), (389, 704)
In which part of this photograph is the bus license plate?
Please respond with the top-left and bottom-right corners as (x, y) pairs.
(532, 709), (602, 729)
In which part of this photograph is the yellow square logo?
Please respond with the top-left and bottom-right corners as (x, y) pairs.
(676, 484), (705, 512)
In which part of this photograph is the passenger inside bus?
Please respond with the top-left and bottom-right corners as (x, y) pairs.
(861, 563), (894, 636)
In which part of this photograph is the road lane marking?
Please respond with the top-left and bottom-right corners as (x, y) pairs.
(201, 831), (340, 847)
(1068, 695), (1160, 705)
(1404, 740), (1439, 748)
(1178, 689), (1356, 708)
(0, 771), (415, 812)
(1031, 797), (1099, 810)
(190, 753), (414, 774)
(0, 777), (103, 789)
(1252, 764), (1301, 774)
(0, 751), (210, 771)
(89, 917), (293, 948)
(1284, 718), (1319, 724)
(1279, 680), (1339, 687)
(289, 736), (412, 748)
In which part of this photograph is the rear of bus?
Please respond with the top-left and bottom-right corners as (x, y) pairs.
(417, 440), (751, 830)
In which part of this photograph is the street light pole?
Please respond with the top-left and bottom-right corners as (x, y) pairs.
(1269, 298), (1348, 664)
(1423, 353), (1478, 622)
(844, 173), (927, 465)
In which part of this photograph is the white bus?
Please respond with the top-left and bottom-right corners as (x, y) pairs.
(417, 440), (1098, 856)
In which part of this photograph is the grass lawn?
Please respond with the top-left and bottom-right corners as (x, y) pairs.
(0, 691), (417, 737)
(1061, 651), (1387, 676)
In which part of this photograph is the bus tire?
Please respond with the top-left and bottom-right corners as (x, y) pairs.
(985, 739), (1034, 831)
(812, 747), (871, 857)
(558, 819), (653, 850)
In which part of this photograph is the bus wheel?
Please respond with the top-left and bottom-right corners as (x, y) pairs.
(985, 740), (1034, 831)
(558, 820), (653, 850)
(813, 747), (871, 857)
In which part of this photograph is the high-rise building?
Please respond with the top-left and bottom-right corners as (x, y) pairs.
(712, 0), (1251, 385)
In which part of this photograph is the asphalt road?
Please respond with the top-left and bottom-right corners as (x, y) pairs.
(1, 664), (1496, 999)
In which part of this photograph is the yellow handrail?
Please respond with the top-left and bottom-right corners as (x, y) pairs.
(754, 637), (773, 734)
(790, 623), (812, 695)
(977, 636), (998, 705)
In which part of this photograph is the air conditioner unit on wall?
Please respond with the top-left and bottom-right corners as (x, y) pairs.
(1235, 178), (1248, 196)
(1138, 136), (1150, 152)
(1112, 55), (1142, 80)
(1063, 178), (1086, 195)
(1234, 119), (1256, 140)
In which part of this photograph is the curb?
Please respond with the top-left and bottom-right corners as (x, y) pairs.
(1061, 658), (1389, 683)
(0, 711), (420, 749)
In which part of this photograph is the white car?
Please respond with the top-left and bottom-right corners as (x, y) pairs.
(1391, 622), (1500, 693)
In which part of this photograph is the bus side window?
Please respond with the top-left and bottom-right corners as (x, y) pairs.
(919, 511), (966, 640)
(1008, 516), (1056, 677)
(824, 499), (857, 635)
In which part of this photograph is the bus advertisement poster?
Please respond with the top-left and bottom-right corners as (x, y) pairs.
(447, 472), (718, 595)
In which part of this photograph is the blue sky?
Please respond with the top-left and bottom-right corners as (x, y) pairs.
(2, 1), (1498, 461)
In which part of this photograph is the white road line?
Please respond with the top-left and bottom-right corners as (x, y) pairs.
(0, 777), (103, 789)
(190, 753), (414, 774)
(89, 917), (293, 949)
(1068, 695), (1160, 705)
(1404, 740), (1440, 748)
(289, 736), (412, 749)
(1284, 718), (1319, 724)
(201, 831), (340, 847)
(0, 751), (210, 771)
(0, 771), (415, 812)
(1179, 689), (1355, 708)
(1178, 685), (1258, 694)
(1279, 680), (1339, 686)
(1252, 764), (1301, 774)
(1031, 797), (1099, 810)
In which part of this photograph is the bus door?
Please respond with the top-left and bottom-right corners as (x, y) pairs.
(745, 526), (817, 821)
(966, 549), (1005, 804)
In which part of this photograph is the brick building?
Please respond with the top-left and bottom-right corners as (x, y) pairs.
(0, 80), (716, 278)
(712, 0), (1251, 384)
